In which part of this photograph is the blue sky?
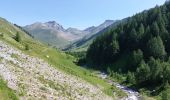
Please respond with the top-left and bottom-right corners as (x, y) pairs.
(0, 0), (166, 29)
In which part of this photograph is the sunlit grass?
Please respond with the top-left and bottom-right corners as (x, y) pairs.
(0, 18), (126, 98)
(0, 79), (18, 100)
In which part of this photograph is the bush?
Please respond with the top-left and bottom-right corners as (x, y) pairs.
(0, 33), (4, 37)
(126, 71), (136, 84)
(15, 32), (21, 42)
(162, 87), (170, 100)
(25, 44), (30, 50)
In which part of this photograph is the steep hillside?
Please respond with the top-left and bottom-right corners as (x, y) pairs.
(0, 17), (127, 99)
(85, 1), (170, 99)
(0, 40), (112, 99)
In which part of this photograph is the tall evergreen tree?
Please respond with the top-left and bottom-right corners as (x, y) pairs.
(147, 36), (166, 59)
(15, 32), (21, 42)
(138, 23), (145, 39)
(111, 40), (119, 55)
(148, 57), (163, 82)
(136, 60), (150, 84)
(151, 22), (160, 36)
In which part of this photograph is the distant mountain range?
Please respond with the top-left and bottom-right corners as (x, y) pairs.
(24, 21), (83, 48)
(64, 20), (124, 51)
(24, 20), (116, 49)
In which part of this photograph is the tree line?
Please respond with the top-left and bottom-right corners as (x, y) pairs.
(85, 1), (170, 93)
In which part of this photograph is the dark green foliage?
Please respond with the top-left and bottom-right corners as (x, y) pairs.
(25, 44), (30, 50)
(162, 90), (170, 100)
(0, 33), (4, 37)
(151, 22), (160, 36)
(66, 51), (87, 65)
(124, 49), (144, 72)
(162, 62), (170, 83)
(86, 32), (120, 67)
(86, 1), (170, 65)
(14, 24), (34, 38)
(15, 32), (21, 42)
(85, 1), (170, 96)
(131, 49), (143, 69)
(126, 71), (136, 84)
(107, 67), (112, 77)
(127, 28), (138, 49)
(161, 82), (170, 100)
(135, 57), (170, 87)
(136, 61), (150, 84)
(112, 40), (119, 55)
(138, 23), (145, 39)
(147, 36), (166, 59)
(148, 58), (163, 82)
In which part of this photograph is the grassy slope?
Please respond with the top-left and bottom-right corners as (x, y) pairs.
(0, 79), (18, 100)
(70, 39), (92, 52)
(0, 17), (126, 99)
(25, 28), (70, 48)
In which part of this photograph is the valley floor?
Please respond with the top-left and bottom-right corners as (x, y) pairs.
(0, 40), (112, 100)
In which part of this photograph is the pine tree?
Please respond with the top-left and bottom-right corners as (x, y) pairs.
(25, 44), (30, 50)
(162, 63), (170, 83)
(132, 49), (143, 67)
(129, 28), (137, 40)
(136, 61), (150, 83)
(162, 83), (170, 100)
(128, 28), (138, 50)
(148, 57), (162, 82)
(126, 71), (136, 84)
(138, 23), (145, 39)
(159, 22), (169, 42)
(147, 36), (166, 59)
(15, 32), (21, 42)
(111, 40), (119, 55)
(0, 33), (4, 37)
(162, 90), (169, 100)
(151, 22), (160, 36)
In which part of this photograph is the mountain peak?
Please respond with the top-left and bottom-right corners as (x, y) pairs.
(45, 21), (58, 26)
(103, 20), (116, 25)
(47, 21), (56, 23)
(45, 21), (64, 31)
(104, 20), (114, 23)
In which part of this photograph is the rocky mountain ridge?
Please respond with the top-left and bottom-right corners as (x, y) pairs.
(24, 20), (116, 48)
